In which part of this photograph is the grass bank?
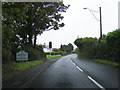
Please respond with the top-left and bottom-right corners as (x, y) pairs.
(76, 55), (120, 67)
(3, 54), (62, 81)
(46, 54), (62, 60)
(94, 59), (120, 67)
(2, 60), (44, 81)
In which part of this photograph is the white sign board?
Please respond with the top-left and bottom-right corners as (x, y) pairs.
(16, 50), (28, 61)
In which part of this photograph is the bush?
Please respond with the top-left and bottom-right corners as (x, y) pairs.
(23, 45), (46, 61)
(45, 52), (61, 55)
(74, 29), (120, 63)
(61, 51), (67, 56)
(74, 37), (98, 59)
(106, 29), (120, 62)
(2, 48), (12, 63)
(45, 51), (67, 56)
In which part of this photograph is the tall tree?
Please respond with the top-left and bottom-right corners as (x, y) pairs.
(2, 2), (70, 47)
(2, 2), (70, 62)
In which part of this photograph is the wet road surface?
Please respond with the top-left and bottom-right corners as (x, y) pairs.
(28, 54), (119, 89)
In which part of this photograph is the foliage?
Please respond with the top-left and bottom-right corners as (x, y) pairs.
(74, 48), (80, 56)
(60, 43), (74, 54)
(106, 29), (120, 62)
(2, 60), (44, 81)
(2, 2), (69, 63)
(23, 45), (46, 61)
(52, 48), (60, 52)
(2, 2), (69, 46)
(45, 52), (61, 55)
(60, 51), (67, 55)
(94, 59), (120, 67)
(2, 48), (12, 63)
(74, 29), (120, 62)
(46, 54), (62, 60)
(74, 37), (98, 59)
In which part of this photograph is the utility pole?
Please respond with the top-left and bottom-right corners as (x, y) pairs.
(83, 7), (103, 40)
(99, 7), (102, 40)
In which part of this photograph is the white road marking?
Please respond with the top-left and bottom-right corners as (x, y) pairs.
(73, 62), (76, 66)
(71, 60), (83, 72)
(76, 66), (83, 72)
(88, 76), (106, 90)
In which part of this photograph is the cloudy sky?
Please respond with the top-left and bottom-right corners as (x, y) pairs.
(37, 0), (119, 49)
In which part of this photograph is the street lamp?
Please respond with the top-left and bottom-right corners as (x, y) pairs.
(83, 7), (102, 40)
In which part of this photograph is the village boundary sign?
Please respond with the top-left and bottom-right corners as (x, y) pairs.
(16, 50), (28, 61)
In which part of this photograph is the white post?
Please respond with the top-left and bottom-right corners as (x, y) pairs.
(50, 48), (51, 58)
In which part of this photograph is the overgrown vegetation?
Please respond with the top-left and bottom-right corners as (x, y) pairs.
(2, 2), (69, 81)
(2, 2), (69, 63)
(60, 43), (74, 54)
(2, 54), (63, 81)
(2, 60), (44, 81)
(74, 29), (120, 66)
(45, 43), (74, 56)
(94, 59), (120, 67)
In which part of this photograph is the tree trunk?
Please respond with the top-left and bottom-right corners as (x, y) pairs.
(28, 34), (33, 45)
(33, 34), (37, 47)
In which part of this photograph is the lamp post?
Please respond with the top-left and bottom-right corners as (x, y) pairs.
(83, 7), (102, 40)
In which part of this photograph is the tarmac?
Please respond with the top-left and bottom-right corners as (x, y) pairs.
(2, 57), (61, 88)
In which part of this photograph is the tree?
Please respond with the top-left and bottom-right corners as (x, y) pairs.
(2, 2), (70, 62)
(60, 43), (74, 54)
(52, 48), (60, 52)
(74, 37), (99, 59)
(2, 2), (70, 47)
(66, 43), (74, 53)
(74, 29), (120, 62)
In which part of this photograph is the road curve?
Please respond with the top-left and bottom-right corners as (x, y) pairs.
(70, 54), (119, 89)
(27, 54), (118, 89)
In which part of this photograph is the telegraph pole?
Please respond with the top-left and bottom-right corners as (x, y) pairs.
(99, 7), (102, 40)
(83, 7), (103, 40)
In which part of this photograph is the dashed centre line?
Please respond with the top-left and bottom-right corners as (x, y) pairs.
(71, 60), (73, 63)
(71, 60), (83, 72)
(88, 76), (106, 90)
(70, 59), (106, 90)
(76, 66), (83, 72)
(73, 62), (76, 66)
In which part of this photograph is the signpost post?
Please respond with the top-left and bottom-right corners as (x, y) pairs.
(49, 41), (52, 58)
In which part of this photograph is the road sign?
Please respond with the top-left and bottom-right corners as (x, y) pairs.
(49, 41), (52, 48)
(16, 50), (28, 61)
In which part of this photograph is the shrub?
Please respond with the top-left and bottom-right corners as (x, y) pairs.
(2, 48), (12, 63)
(23, 45), (46, 61)
(74, 29), (120, 63)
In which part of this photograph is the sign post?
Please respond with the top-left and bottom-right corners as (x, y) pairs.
(49, 41), (52, 58)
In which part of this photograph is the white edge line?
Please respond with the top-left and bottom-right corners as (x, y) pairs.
(76, 66), (83, 72)
(88, 76), (106, 90)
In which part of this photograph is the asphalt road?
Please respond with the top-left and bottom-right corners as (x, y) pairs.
(28, 54), (119, 89)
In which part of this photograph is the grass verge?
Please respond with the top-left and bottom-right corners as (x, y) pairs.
(2, 60), (44, 81)
(94, 59), (120, 67)
(46, 54), (62, 60)
(3, 55), (62, 81)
